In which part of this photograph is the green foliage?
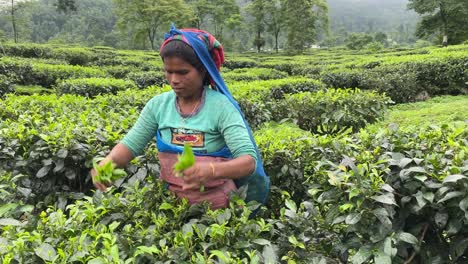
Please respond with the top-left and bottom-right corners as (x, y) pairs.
(284, 0), (329, 52)
(30, 63), (108, 88)
(113, 0), (195, 50)
(223, 57), (259, 69)
(408, 0), (468, 45)
(345, 33), (374, 50)
(371, 95), (468, 129)
(364, 41), (384, 52)
(230, 78), (326, 129)
(55, 77), (136, 97)
(274, 89), (392, 134)
(1, 43), (468, 263)
(126, 71), (166, 89)
(0, 76), (14, 97)
(0, 88), (165, 205)
(320, 49), (468, 103)
(223, 67), (288, 82)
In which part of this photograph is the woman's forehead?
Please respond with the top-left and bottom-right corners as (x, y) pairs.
(163, 57), (195, 69)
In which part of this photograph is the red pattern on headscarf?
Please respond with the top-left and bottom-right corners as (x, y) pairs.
(160, 28), (225, 71)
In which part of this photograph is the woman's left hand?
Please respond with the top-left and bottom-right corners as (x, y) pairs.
(178, 163), (215, 191)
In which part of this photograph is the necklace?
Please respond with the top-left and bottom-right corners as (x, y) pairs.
(178, 98), (201, 130)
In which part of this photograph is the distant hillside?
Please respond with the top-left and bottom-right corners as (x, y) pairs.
(328, 0), (419, 34)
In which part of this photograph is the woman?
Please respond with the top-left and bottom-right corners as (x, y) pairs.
(92, 25), (269, 209)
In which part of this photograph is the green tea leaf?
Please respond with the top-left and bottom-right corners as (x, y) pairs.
(34, 243), (57, 262)
(350, 246), (372, 264)
(174, 144), (196, 176)
(443, 174), (466, 184)
(346, 213), (362, 225)
(397, 232), (418, 245)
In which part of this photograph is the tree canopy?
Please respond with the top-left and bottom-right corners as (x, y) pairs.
(1, 0), (461, 51)
(408, 0), (468, 45)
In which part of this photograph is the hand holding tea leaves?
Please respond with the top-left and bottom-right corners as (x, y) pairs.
(92, 157), (127, 190)
(174, 144), (196, 177)
(173, 144), (205, 192)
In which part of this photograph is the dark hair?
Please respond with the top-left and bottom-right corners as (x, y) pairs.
(160, 40), (204, 72)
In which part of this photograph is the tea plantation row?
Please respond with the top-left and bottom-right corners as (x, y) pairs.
(0, 43), (467, 103)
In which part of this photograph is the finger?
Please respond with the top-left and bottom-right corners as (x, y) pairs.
(95, 183), (107, 192)
(183, 166), (198, 176)
(182, 182), (199, 191)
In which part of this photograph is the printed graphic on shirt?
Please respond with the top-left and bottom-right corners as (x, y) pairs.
(171, 128), (205, 147)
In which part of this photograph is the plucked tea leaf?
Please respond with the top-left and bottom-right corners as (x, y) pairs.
(174, 144), (196, 175)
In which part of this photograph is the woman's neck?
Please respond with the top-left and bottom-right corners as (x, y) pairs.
(177, 88), (204, 114)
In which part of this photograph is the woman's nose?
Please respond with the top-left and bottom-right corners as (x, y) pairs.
(167, 74), (180, 85)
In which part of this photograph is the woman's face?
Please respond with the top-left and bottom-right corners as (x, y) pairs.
(163, 56), (205, 99)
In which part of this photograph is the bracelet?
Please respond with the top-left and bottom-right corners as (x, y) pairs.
(209, 162), (216, 178)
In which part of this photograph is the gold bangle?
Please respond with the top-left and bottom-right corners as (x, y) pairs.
(209, 162), (216, 178)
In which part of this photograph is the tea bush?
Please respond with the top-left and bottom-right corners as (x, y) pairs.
(222, 68), (288, 82)
(1, 44), (468, 263)
(55, 77), (137, 97)
(273, 89), (392, 134)
(126, 71), (167, 89)
(224, 57), (259, 69)
(0, 75), (14, 97)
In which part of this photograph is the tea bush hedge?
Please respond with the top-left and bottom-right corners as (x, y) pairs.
(222, 68), (288, 82)
(274, 89), (392, 134)
(126, 71), (167, 89)
(55, 78), (137, 97)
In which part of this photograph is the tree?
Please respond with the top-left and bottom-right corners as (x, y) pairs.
(113, 0), (195, 50)
(0, 0), (31, 43)
(55, 0), (76, 13)
(205, 0), (240, 43)
(345, 32), (373, 50)
(264, 0), (286, 52)
(408, 0), (468, 45)
(246, 0), (266, 52)
(374, 31), (388, 46)
(186, 0), (213, 29)
(284, 0), (328, 52)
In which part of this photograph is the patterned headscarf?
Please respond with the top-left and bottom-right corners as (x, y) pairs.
(160, 26), (225, 72)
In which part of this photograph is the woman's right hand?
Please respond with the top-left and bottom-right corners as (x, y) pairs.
(90, 168), (111, 192)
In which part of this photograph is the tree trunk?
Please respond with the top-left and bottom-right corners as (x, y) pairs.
(439, 2), (448, 47)
(256, 30), (261, 53)
(10, 0), (18, 43)
(275, 31), (279, 52)
(148, 27), (155, 50)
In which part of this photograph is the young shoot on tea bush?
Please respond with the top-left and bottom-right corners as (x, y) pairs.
(173, 144), (204, 192)
(92, 158), (127, 186)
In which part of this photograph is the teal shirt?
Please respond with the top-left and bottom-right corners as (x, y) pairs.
(121, 88), (257, 163)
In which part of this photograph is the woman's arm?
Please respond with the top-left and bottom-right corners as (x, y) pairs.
(91, 143), (134, 191)
(180, 154), (255, 191)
